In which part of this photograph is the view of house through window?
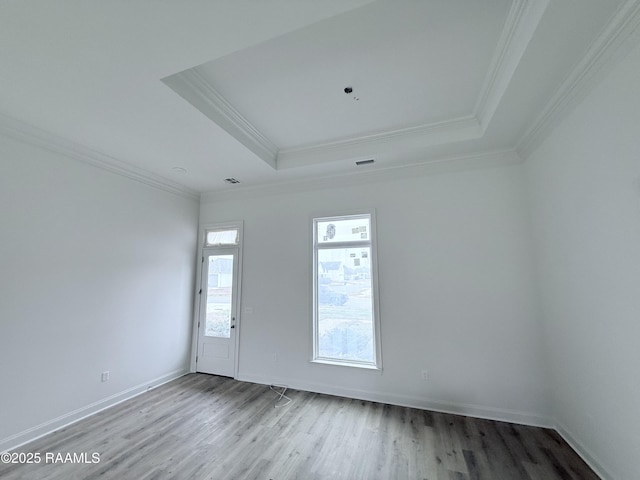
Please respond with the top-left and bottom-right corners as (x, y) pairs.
(313, 213), (380, 368)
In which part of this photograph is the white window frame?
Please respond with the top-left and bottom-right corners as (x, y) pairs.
(311, 210), (382, 370)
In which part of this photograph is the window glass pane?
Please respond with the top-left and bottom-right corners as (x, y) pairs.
(317, 216), (370, 244)
(205, 255), (233, 338)
(206, 229), (238, 246)
(317, 247), (374, 363)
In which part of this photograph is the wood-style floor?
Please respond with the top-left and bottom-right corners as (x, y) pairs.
(0, 373), (598, 480)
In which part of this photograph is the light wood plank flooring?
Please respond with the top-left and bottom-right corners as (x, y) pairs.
(0, 374), (598, 479)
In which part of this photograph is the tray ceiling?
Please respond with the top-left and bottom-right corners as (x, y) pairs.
(164, 0), (535, 170)
(0, 0), (633, 194)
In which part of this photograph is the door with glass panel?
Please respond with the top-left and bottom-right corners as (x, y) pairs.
(196, 247), (239, 377)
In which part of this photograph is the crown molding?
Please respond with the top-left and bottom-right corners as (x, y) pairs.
(162, 68), (279, 169)
(0, 113), (200, 202)
(201, 149), (522, 203)
(276, 115), (483, 169)
(163, 0), (546, 172)
(516, 0), (640, 159)
(277, 0), (547, 169)
(164, 62), (483, 169)
(474, 0), (549, 129)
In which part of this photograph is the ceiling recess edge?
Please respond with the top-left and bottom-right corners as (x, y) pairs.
(516, 0), (640, 158)
(0, 112), (200, 202)
(162, 0), (547, 171)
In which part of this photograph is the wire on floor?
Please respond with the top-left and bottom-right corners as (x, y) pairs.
(269, 384), (292, 408)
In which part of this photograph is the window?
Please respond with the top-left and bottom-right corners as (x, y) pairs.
(312, 212), (381, 369)
(205, 228), (239, 246)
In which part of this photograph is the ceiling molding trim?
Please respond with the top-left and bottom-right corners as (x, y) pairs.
(162, 69), (279, 169)
(201, 149), (522, 203)
(163, 0), (546, 172)
(0, 113), (200, 202)
(516, 0), (640, 158)
(474, 0), (550, 129)
(276, 115), (483, 169)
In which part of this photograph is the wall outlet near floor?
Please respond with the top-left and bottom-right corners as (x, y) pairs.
(421, 370), (429, 381)
(101, 371), (110, 382)
(271, 353), (278, 362)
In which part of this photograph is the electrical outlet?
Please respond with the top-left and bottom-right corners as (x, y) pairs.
(101, 371), (110, 382)
(272, 353), (278, 362)
(421, 370), (429, 381)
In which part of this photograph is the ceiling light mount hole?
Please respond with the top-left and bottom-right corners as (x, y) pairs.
(343, 86), (359, 101)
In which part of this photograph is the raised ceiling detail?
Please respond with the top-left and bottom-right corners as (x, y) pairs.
(516, 0), (640, 158)
(163, 0), (548, 170)
(163, 69), (279, 169)
(0, 0), (633, 193)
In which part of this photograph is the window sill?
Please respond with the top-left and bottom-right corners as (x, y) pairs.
(310, 358), (382, 372)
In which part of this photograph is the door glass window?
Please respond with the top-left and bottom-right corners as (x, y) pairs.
(205, 254), (234, 338)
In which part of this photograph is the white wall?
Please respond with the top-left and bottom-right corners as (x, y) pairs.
(200, 162), (549, 425)
(525, 42), (640, 479)
(0, 135), (199, 450)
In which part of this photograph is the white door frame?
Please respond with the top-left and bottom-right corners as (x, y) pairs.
(190, 221), (243, 378)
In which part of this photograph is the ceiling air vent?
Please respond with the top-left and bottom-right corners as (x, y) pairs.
(355, 159), (375, 166)
(224, 178), (240, 184)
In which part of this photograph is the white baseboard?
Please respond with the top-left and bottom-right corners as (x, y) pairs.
(2, 370), (615, 480)
(241, 373), (619, 477)
(555, 422), (614, 480)
(0, 369), (188, 453)
(237, 372), (552, 428)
